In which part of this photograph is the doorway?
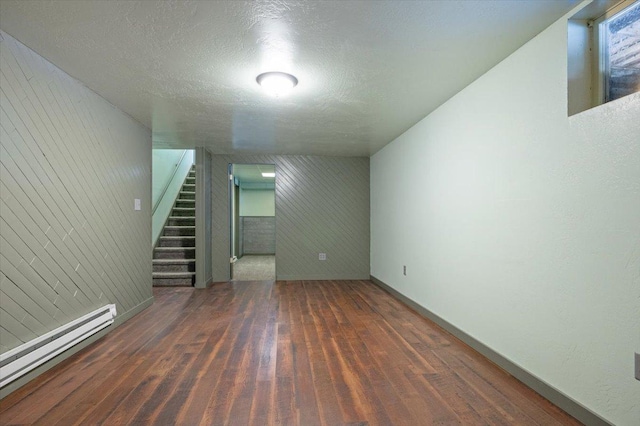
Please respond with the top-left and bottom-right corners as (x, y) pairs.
(229, 163), (276, 281)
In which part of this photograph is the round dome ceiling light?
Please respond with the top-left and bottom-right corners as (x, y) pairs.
(256, 71), (298, 97)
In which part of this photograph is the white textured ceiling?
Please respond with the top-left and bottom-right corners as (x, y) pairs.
(0, 0), (579, 156)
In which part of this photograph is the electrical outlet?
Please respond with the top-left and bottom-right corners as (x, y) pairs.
(403, 265), (406, 276)
(635, 353), (640, 381)
(319, 253), (326, 261)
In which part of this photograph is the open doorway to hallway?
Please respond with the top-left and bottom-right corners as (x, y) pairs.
(229, 164), (276, 281)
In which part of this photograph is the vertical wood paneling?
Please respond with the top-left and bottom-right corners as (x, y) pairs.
(0, 31), (152, 354)
(212, 155), (369, 281)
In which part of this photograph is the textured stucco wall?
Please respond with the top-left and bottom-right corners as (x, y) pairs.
(370, 8), (640, 426)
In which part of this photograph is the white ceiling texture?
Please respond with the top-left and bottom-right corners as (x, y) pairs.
(0, 0), (579, 157)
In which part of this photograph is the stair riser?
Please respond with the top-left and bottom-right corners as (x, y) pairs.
(163, 228), (195, 236)
(153, 248), (195, 259)
(175, 200), (195, 208)
(159, 238), (195, 248)
(153, 263), (195, 273)
(172, 209), (195, 217)
(152, 169), (196, 283)
(153, 277), (194, 287)
(167, 218), (195, 226)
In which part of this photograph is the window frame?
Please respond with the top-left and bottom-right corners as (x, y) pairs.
(590, 0), (639, 104)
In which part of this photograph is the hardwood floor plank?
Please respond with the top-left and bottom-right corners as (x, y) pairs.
(54, 290), (211, 425)
(3, 291), (187, 425)
(303, 282), (357, 425)
(288, 282), (323, 426)
(173, 288), (238, 425)
(0, 280), (582, 426)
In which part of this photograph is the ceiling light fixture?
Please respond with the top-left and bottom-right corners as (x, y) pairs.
(256, 72), (298, 97)
(261, 172), (276, 178)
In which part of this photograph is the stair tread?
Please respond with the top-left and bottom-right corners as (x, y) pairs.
(153, 272), (196, 277)
(153, 259), (195, 263)
(154, 247), (195, 251)
(157, 171), (196, 257)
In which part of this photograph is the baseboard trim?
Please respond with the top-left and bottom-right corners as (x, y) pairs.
(369, 276), (611, 426)
(195, 275), (213, 289)
(276, 275), (370, 281)
(0, 296), (154, 399)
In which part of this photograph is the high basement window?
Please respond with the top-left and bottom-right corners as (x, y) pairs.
(568, 0), (640, 115)
(597, 0), (640, 101)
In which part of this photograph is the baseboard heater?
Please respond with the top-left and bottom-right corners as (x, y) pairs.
(0, 304), (117, 388)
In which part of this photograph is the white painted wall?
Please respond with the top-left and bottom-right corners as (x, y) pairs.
(239, 188), (275, 217)
(370, 6), (640, 426)
(153, 150), (188, 206)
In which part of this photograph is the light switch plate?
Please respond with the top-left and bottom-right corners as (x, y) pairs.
(134, 198), (141, 211)
(319, 253), (326, 261)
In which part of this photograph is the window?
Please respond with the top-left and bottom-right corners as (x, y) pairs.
(567, 0), (640, 115)
(597, 0), (640, 102)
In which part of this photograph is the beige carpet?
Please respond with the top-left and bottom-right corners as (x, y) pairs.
(232, 255), (275, 281)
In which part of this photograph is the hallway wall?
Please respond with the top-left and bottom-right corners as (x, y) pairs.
(212, 155), (369, 281)
(240, 217), (275, 255)
(0, 31), (153, 395)
(239, 188), (275, 216)
(370, 5), (640, 425)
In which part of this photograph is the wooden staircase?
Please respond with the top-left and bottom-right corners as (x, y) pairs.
(152, 166), (196, 286)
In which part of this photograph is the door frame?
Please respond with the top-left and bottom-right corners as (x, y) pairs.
(228, 163), (277, 281)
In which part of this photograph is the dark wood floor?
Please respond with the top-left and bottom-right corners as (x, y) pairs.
(0, 280), (580, 425)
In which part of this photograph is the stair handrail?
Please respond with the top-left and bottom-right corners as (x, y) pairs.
(152, 150), (189, 215)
